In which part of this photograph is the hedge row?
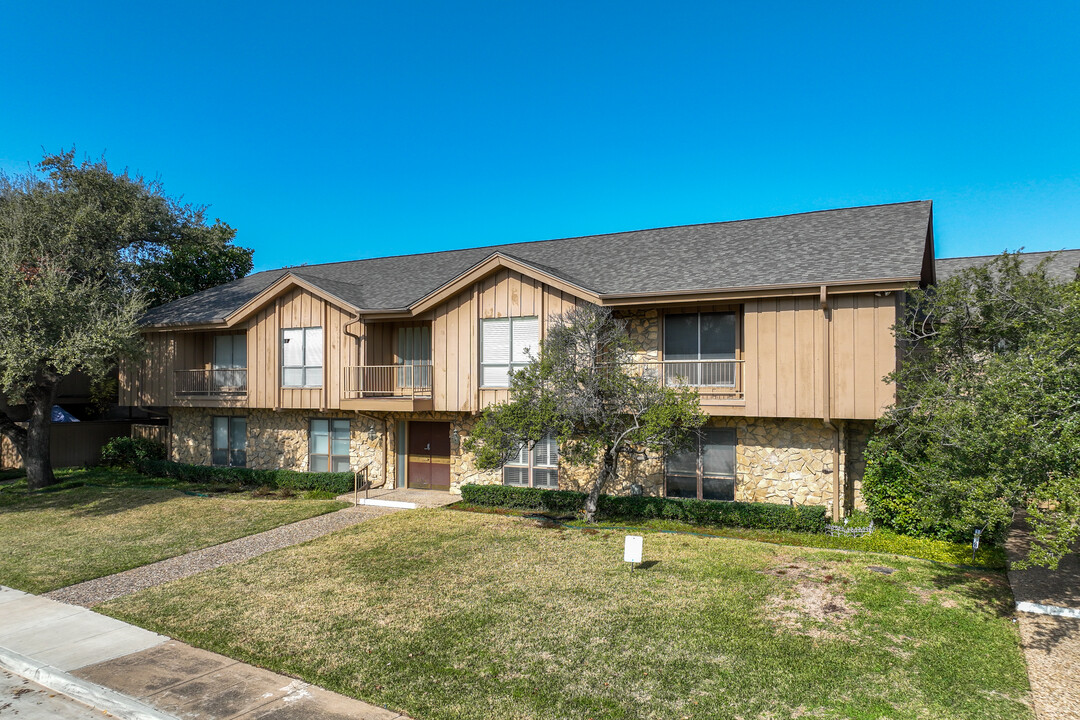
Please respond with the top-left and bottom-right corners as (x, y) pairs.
(460, 484), (828, 533)
(135, 459), (355, 494)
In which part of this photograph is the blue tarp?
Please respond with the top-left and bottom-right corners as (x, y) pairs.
(51, 405), (79, 423)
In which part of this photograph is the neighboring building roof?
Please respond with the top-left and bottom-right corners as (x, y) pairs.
(936, 249), (1080, 283)
(142, 200), (934, 327)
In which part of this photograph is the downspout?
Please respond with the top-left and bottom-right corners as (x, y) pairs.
(820, 285), (841, 522)
(344, 313), (390, 486)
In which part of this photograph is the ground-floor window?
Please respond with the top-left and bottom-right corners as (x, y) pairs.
(212, 416), (247, 467)
(503, 433), (559, 489)
(665, 427), (736, 501)
(310, 419), (350, 472)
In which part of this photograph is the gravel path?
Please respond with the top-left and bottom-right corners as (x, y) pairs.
(45, 506), (395, 608)
(1007, 513), (1080, 720)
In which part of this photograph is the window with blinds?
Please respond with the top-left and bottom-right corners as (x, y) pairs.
(665, 427), (736, 501)
(282, 327), (323, 388)
(481, 316), (539, 388)
(309, 418), (350, 472)
(503, 433), (559, 489)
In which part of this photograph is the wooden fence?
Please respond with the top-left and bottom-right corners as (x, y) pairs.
(0, 421), (135, 469)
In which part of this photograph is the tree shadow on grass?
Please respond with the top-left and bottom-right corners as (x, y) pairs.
(924, 563), (1016, 619)
(0, 477), (187, 519)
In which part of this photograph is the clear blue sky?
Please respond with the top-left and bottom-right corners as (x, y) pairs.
(2, 1), (1078, 272)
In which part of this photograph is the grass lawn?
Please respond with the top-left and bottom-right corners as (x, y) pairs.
(102, 509), (1032, 720)
(0, 467), (346, 593)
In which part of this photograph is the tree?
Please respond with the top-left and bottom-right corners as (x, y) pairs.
(864, 253), (1080, 568)
(464, 304), (707, 521)
(0, 150), (252, 489)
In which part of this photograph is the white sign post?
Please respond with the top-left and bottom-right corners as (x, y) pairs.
(624, 535), (643, 573)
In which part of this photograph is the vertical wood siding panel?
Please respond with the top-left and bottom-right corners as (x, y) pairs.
(793, 298), (816, 417)
(831, 295), (856, 419)
(854, 295), (877, 418)
(757, 299), (777, 417)
(460, 290), (474, 411)
(775, 298), (797, 417)
(508, 272), (521, 317)
(434, 301), (448, 411)
(742, 301), (759, 416)
(875, 295), (897, 415)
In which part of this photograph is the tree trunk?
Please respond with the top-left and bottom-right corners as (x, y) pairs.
(23, 386), (57, 491)
(583, 448), (617, 523)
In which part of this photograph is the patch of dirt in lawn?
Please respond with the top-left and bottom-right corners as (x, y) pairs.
(762, 559), (859, 639)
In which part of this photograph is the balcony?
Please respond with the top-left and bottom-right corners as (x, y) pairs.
(341, 363), (434, 411)
(174, 369), (248, 397)
(622, 359), (744, 404)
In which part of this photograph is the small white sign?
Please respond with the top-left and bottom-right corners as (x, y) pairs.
(624, 535), (643, 564)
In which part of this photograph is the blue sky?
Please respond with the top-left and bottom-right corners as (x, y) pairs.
(2, 1), (1078, 272)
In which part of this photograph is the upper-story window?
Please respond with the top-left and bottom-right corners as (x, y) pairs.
(663, 311), (737, 386)
(213, 335), (246, 389)
(282, 327), (323, 388)
(397, 326), (432, 388)
(480, 316), (539, 388)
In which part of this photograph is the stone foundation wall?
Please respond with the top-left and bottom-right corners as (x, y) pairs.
(169, 408), (388, 486)
(168, 407), (869, 513)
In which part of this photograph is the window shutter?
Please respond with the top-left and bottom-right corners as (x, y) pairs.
(511, 317), (539, 363)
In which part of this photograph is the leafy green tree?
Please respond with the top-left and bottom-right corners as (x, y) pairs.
(464, 304), (708, 521)
(864, 253), (1079, 568)
(0, 150), (251, 489)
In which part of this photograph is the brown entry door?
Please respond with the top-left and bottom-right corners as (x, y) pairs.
(407, 422), (451, 490)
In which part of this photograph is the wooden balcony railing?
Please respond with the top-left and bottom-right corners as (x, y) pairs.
(343, 363), (433, 399)
(621, 359), (744, 402)
(174, 369), (248, 396)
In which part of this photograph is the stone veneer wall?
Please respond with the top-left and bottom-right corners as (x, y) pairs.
(169, 407), (869, 513)
(169, 407), (388, 486)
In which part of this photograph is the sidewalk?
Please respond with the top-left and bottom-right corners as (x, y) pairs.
(1007, 514), (1080, 720)
(0, 586), (408, 720)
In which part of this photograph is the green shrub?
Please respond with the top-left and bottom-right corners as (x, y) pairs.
(101, 436), (166, 466)
(459, 484), (828, 533)
(135, 459), (354, 494)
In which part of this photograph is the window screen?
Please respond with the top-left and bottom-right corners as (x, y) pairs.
(665, 427), (736, 501)
(283, 327), (323, 388)
(212, 416), (247, 467)
(481, 316), (539, 388)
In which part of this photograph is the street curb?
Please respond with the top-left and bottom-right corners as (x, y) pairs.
(1016, 601), (1080, 619)
(0, 643), (180, 720)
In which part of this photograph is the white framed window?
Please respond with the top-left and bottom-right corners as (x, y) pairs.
(212, 416), (247, 467)
(503, 433), (559, 489)
(310, 419), (350, 472)
(282, 327), (323, 388)
(481, 316), (539, 388)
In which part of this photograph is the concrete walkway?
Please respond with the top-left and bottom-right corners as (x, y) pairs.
(46, 505), (395, 607)
(1007, 514), (1080, 720)
(0, 586), (407, 719)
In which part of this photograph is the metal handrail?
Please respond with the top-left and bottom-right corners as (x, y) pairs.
(174, 368), (248, 395)
(342, 363), (433, 399)
(352, 462), (384, 506)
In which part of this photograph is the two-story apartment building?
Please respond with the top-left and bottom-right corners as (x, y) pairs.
(120, 201), (937, 520)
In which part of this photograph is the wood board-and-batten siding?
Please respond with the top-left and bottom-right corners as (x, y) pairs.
(120, 271), (898, 420)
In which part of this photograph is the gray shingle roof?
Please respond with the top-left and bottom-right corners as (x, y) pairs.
(936, 249), (1080, 284)
(142, 201), (933, 327)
